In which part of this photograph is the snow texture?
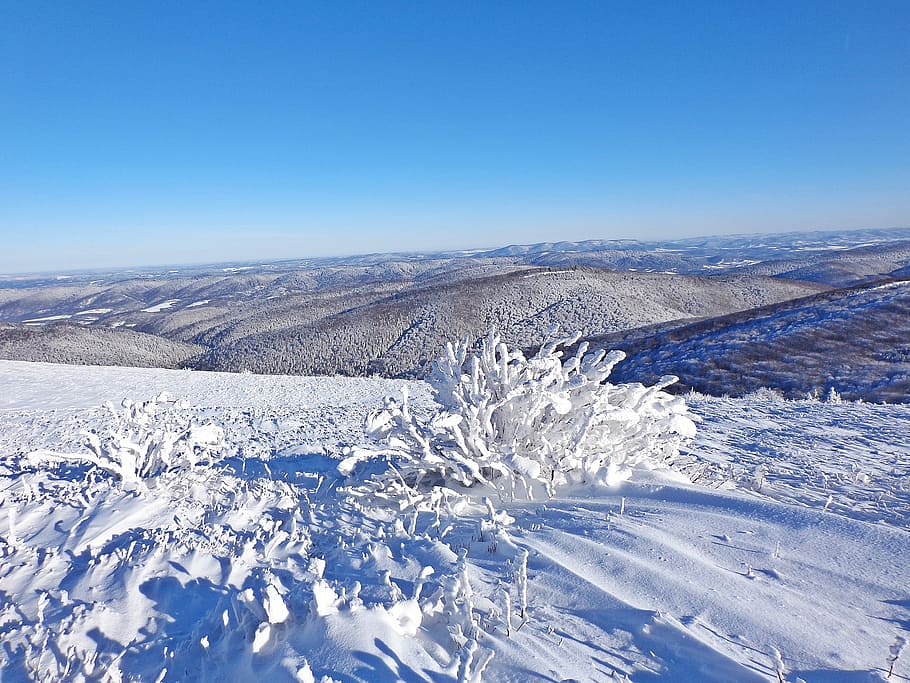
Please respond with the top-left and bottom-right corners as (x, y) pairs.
(0, 359), (908, 682)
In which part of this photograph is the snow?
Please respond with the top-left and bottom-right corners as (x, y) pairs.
(186, 299), (211, 307)
(22, 314), (73, 323)
(520, 270), (575, 278)
(870, 280), (910, 292)
(0, 360), (422, 411)
(264, 584), (291, 624)
(0, 360), (908, 682)
(142, 299), (180, 313)
(16, 309), (111, 323)
(701, 259), (761, 269)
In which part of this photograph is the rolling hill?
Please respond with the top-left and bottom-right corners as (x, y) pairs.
(589, 279), (910, 402)
(1, 227), (909, 401)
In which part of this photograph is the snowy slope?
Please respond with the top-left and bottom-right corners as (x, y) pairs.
(1, 361), (908, 682)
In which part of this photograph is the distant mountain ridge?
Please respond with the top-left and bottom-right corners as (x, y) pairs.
(1, 227), (909, 401)
(4, 225), (910, 285)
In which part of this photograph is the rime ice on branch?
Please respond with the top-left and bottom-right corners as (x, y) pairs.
(354, 328), (696, 508)
(27, 393), (225, 487)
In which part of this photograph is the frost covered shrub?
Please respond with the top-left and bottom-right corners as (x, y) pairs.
(743, 387), (787, 402)
(85, 394), (225, 484)
(31, 393), (225, 486)
(356, 329), (696, 508)
(825, 387), (844, 404)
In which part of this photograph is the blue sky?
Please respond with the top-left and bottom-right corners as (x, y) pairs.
(1, 1), (909, 272)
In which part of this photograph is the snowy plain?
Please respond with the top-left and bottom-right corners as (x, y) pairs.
(0, 360), (908, 682)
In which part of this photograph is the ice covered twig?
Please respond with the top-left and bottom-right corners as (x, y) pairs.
(889, 635), (907, 678)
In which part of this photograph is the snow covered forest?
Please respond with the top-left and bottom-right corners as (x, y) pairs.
(2, 228), (910, 401)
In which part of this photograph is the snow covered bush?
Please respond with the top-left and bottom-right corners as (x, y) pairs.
(743, 387), (787, 402)
(29, 393), (225, 486)
(826, 387), (844, 404)
(352, 329), (696, 508)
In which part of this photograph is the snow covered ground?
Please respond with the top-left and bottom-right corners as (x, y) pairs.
(1, 360), (908, 682)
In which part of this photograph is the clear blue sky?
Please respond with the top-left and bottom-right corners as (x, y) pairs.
(1, 1), (908, 272)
